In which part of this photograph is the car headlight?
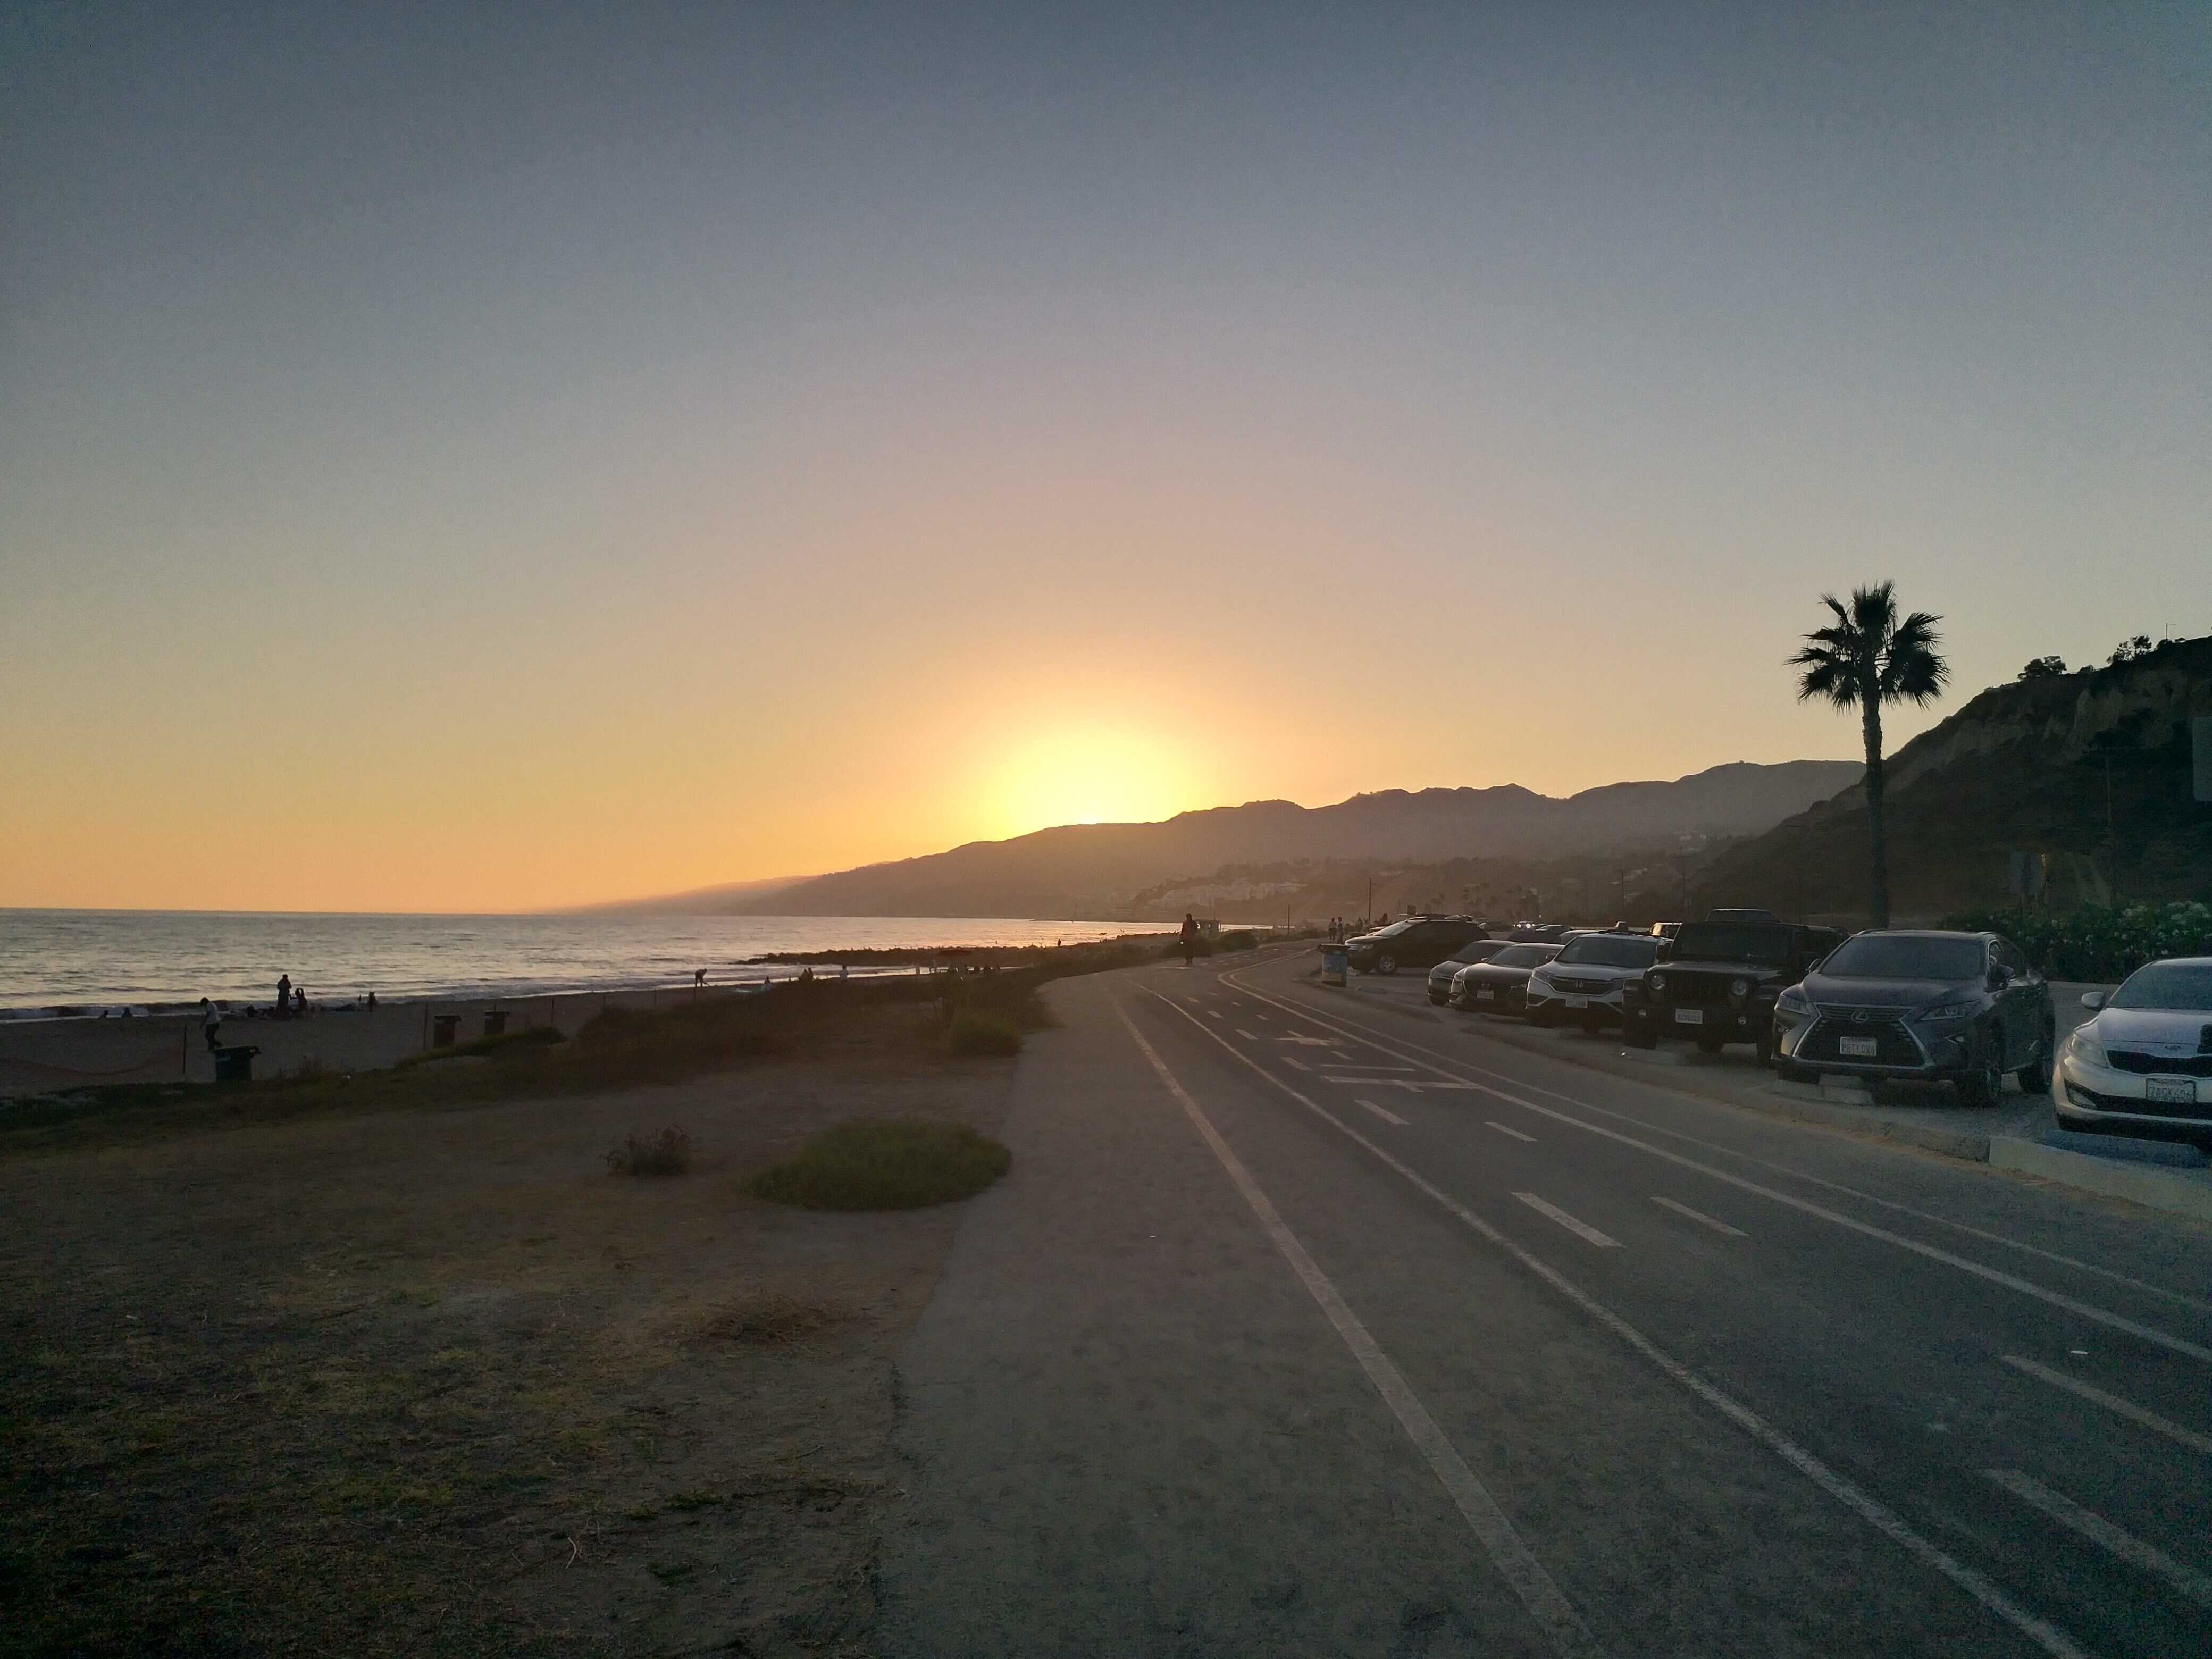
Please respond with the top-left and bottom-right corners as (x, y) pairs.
(1648, 974), (1666, 995)
(1917, 1000), (1977, 1023)
(2062, 1026), (2108, 1069)
(1776, 987), (1809, 1016)
(1730, 978), (1750, 997)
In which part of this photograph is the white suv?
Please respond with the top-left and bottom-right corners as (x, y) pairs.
(1525, 932), (1665, 1030)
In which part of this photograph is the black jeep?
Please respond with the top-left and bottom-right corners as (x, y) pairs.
(1621, 916), (1845, 1062)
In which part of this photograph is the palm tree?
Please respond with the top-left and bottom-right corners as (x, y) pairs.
(1789, 582), (1948, 928)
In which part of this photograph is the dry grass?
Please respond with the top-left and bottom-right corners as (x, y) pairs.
(605, 1125), (696, 1176)
(0, 1001), (1015, 1657)
(748, 1118), (1012, 1212)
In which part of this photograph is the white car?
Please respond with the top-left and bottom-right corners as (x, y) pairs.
(1523, 931), (1665, 1030)
(2055, 957), (2212, 1141)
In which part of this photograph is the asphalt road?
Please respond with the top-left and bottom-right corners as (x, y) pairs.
(878, 948), (2212, 1657)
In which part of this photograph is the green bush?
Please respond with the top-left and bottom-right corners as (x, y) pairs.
(747, 1118), (1011, 1210)
(947, 1010), (1023, 1055)
(1943, 901), (2212, 982)
(1217, 930), (1259, 952)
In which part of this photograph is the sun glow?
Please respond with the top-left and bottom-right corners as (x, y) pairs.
(987, 727), (1201, 839)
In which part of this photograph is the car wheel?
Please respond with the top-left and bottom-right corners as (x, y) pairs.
(1956, 1041), (2002, 1109)
(2016, 1028), (2054, 1095)
(1376, 953), (1397, 976)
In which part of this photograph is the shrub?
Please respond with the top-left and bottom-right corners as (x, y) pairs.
(606, 1125), (696, 1177)
(947, 1009), (1023, 1055)
(747, 1118), (1011, 1210)
(1943, 901), (2212, 982)
(1162, 935), (1216, 959)
(1217, 930), (1259, 952)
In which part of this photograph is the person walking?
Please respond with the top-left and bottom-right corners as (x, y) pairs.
(199, 997), (222, 1052)
(1179, 912), (1200, 968)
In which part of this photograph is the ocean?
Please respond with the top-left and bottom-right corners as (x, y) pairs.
(0, 911), (1149, 1015)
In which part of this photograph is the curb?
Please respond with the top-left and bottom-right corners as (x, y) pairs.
(1988, 1138), (2212, 1222)
(1305, 975), (2212, 1226)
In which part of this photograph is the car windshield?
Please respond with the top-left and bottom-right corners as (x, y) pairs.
(1557, 936), (1660, 968)
(1820, 936), (1985, 981)
(1446, 940), (1503, 965)
(1670, 924), (1792, 965)
(2109, 963), (2212, 1012)
(1368, 920), (1415, 938)
(1489, 945), (1556, 969)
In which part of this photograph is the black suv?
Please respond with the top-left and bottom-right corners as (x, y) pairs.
(1772, 929), (2054, 1107)
(1343, 916), (1487, 975)
(1622, 916), (1845, 1061)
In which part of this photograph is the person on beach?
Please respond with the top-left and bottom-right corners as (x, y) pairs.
(275, 974), (291, 1019)
(694, 969), (707, 988)
(292, 985), (307, 1017)
(200, 997), (222, 1052)
(366, 991), (377, 1012)
(1179, 912), (1200, 968)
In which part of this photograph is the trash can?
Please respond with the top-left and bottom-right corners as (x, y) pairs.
(432, 1015), (460, 1048)
(483, 1010), (508, 1038)
(1320, 945), (1348, 986)
(213, 1044), (260, 1082)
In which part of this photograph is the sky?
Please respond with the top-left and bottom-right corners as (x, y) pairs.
(4, 2), (2207, 912)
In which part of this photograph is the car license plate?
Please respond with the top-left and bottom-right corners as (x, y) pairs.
(1565, 995), (1589, 1009)
(1476, 988), (1495, 1001)
(2148, 1076), (2196, 1105)
(1839, 1036), (1878, 1058)
(1673, 1008), (1703, 1025)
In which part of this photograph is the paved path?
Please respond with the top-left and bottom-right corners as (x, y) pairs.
(878, 950), (2212, 1656)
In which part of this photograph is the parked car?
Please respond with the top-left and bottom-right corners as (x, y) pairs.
(1427, 937), (1510, 1004)
(1622, 917), (1845, 1061)
(1771, 929), (2054, 1105)
(1449, 943), (1562, 1016)
(1525, 932), (1665, 1029)
(1506, 924), (1570, 944)
(2055, 957), (2212, 1142)
(1343, 916), (1487, 976)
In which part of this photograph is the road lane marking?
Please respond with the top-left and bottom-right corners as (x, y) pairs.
(1486, 1121), (1537, 1143)
(1357, 1099), (1408, 1126)
(1284, 1055), (1310, 1072)
(1280, 1033), (1338, 1046)
(1117, 1006), (1605, 1659)
(1218, 973), (2212, 1368)
(1237, 1028), (1259, 1040)
(1515, 1193), (1621, 1249)
(1652, 1196), (1748, 1238)
(2001, 1356), (2212, 1456)
(1145, 990), (2099, 1659)
(1208, 1010), (1224, 1019)
(1323, 1063), (1417, 1072)
(1983, 1469), (2212, 1609)
(1325, 1076), (1475, 1091)
(1222, 963), (2212, 1319)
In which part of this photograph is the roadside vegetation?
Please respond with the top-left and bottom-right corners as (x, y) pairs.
(747, 1118), (1012, 1211)
(1945, 900), (2212, 981)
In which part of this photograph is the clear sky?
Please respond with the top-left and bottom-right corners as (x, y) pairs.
(4, 3), (2207, 912)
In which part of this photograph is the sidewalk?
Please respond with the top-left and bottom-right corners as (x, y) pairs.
(1316, 969), (2212, 1225)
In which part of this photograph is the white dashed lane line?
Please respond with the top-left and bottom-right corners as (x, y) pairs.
(1358, 1099), (1409, 1126)
(1485, 1121), (1536, 1143)
(1236, 1028), (1260, 1041)
(1514, 1193), (1621, 1249)
(1652, 1196), (1748, 1239)
(1984, 1469), (2212, 1610)
(2001, 1356), (2212, 1456)
(1284, 1055), (1310, 1072)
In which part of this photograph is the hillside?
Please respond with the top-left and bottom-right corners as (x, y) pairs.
(726, 761), (1862, 919)
(1694, 635), (2212, 923)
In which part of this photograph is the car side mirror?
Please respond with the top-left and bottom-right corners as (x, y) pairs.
(1987, 966), (2010, 991)
(1654, 941), (1672, 960)
(2080, 990), (2105, 1011)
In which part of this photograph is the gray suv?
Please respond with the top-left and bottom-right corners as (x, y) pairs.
(1771, 929), (2054, 1106)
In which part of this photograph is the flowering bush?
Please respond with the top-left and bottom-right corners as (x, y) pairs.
(1943, 902), (2212, 982)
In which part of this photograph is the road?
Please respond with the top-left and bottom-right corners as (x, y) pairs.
(878, 948), (2212, 1657)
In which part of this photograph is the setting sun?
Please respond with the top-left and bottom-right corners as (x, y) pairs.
(986, 726), (1202, 839)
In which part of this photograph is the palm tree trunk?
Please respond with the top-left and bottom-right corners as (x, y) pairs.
(1862, 693), (1888, 928)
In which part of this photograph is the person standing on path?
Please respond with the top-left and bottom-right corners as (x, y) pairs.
(1178, 913), (1199, 968)
(199, 998), (222, 1052)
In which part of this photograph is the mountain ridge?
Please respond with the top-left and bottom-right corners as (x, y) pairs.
(716, 760), (1863, 919)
